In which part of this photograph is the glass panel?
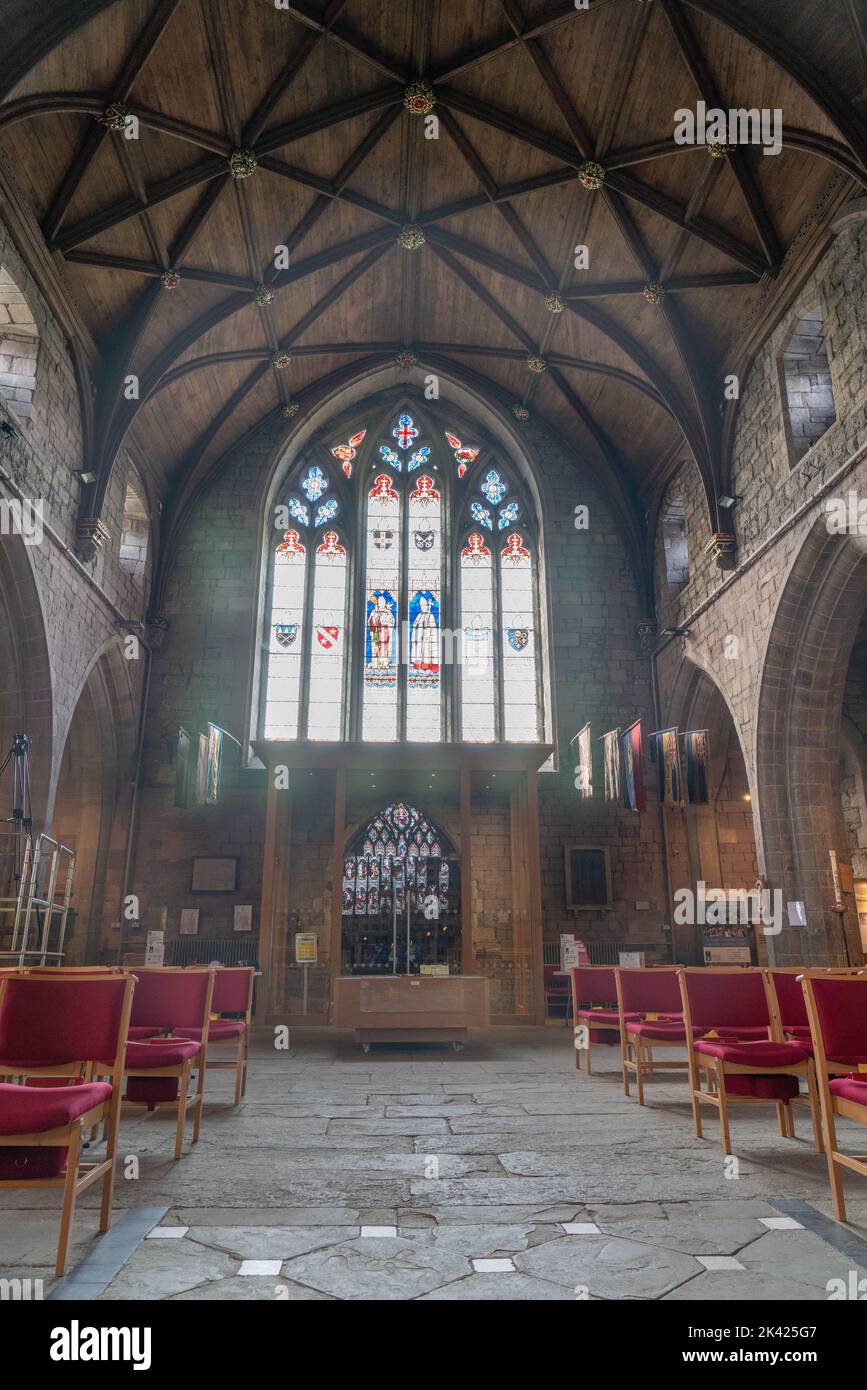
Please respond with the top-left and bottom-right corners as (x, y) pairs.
(306, 531), (348, 740)
(363, 474), (400, 740)
(460, 532), (496, 743)
(406, 475), (442, 742)
(500, 533), (539, 741)
(264, 530), (306, 739)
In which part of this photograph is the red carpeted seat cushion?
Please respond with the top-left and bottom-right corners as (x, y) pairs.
(724, 1074), (800, 1099)
(0, 1081), (111, 1135)
(577, 1009), (640, 1024)
(128, 1026), (163, 1040)
(782, 1024), (812, 1039)
(829, 1076), (867, 1108)
(694, 1040), (810, 1067)
(126, 1076), (179, 1106)
(175, 1021), (245, 1041)
(626, 1021), (699, 1041)
(117, 1040), (201, 1070)
(828, 1054), (867, 1067)
(587, 1028), (620, 1044)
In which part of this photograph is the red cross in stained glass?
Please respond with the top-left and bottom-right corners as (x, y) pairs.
(393, 414), (418, 450)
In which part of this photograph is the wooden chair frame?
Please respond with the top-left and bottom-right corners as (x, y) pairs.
(802, 971), (867, 1222)
(200, 967), (254, 1106)
(615, 966), (691, 1105)
(569, 966), (623, 1075)
(115, 967), (215, 1160)
(0, 972), (135, 1276)
(679, 966), (822, 1155)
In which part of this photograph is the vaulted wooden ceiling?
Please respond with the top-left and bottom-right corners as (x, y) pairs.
(1, 0), (865, 562)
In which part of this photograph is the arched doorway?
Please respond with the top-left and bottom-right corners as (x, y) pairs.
(665, 656), (758, 963)
(756, 522), (867, 965)
(341, 802), (460, 975)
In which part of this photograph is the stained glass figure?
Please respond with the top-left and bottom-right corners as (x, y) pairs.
(354, 857), (368, 914)
(301, 465), (328, 501)
(407, 478), (442, 741)
(288, 498), (309, 526)
(365, 591), (397, 681)
(393, 413), (418, 449)
(367, 858), (380, 914)
(471, 501), (492, 529)
(408, 591), (440, 684)
(498, 502), (519, 529)
(481, 469), (507, 504)
(315, 498), (338, 527)
(342, 858), (356, 915)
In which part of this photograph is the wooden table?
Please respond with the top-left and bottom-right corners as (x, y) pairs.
(333, 975), (490, 1050)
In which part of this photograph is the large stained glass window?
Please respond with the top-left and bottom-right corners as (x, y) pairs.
(261, 402), (544, 744)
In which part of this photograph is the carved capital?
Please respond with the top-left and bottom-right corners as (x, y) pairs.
(75, 517), (110, 564)
(704, 530), (737, 571)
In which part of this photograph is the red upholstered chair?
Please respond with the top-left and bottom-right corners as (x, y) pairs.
(616, 966), (698, 1104)
(764, 967), (860, 1043)
(0, 971), (134, 1275)
(175, 966), (254, 1105)
(115, 967), (214, 1159)
(802, 972), (867, 1221)
(679, 966), (820, 1153)
(570, 965), (641, 1075)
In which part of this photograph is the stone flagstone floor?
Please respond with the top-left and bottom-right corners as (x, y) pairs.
(2, 1027), (867, 1300)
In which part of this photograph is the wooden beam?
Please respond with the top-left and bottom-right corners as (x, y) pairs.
(606, 170), (769, 276)
(424, 226), (546, 295)
(268, 0), (411, 83)
(427, 243), (535, 351)
(0, 0), (119, 104)
(53, 156), (227, 251)
(42, 0), (183, 241)
(564, 272), (759, 296)
(244, 0), (349, 145)
(432, 1), (592, 82)
(658, 0), (782, 267)
(680, 0), (867, 170)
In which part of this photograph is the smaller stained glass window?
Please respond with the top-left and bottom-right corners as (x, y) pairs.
(481, 469), (507, 504)
(288, 498), (309, 526)
(302, 465), (328, 501)
(471, 501), (492, 529)
(315, 498), (338, 527)
(393, 413), (419, 450)
(498, 501), (519, 529)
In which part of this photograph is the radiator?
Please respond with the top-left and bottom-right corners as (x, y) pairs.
(165, 937), (259, 967)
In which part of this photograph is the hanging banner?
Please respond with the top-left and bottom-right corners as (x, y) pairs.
(656, 727), (683, 807)
(683, 729), (709, 805)
(577, 723), (592, 798)
(621, 720), (644, 812)
(603, 728), (621, 802)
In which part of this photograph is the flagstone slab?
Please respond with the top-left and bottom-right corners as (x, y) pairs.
(515, 1234), (700, 1299)
(185, 1225), (359, 1261)
(281, 1235), (472, 1300)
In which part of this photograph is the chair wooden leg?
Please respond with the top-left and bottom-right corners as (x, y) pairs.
(622, 1041), (631, 1096)
(56, 1127), (82, 1277)
(715, 1060), (732, 1154)
(234, 1037), (244, 1106)
(174, 1064), (190, 1160)
(805, 1062), (823, 1153)
(817, 1088), (847, 1220)
(240, 1043), (249, 1097)
(585, 1040), (592, 1076)
(192, 1062), (205, 1143)
(635, 1041), (646, 1107)
(686, 1045), (703, 1138)
(776, 1100), (788, 1137)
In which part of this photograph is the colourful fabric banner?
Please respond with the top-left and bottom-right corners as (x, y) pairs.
(621, 720), (644, 812)
(575, 723), (592, 798)
(603, 728), (621, 802)
(656, 727), (683, 806)
(684, 730), (709, 804)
